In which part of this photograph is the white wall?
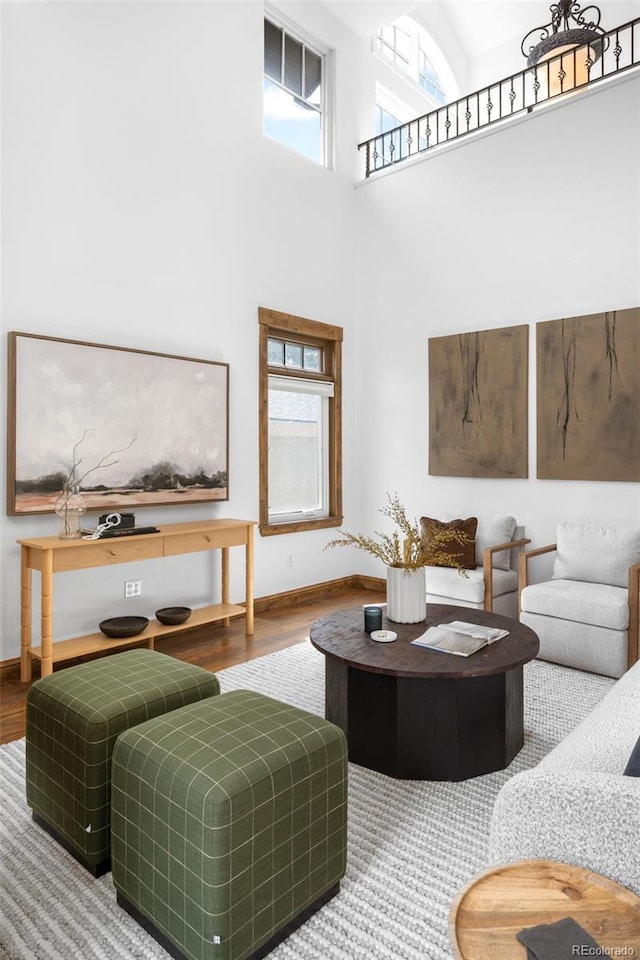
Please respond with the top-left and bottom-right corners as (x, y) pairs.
(1, 0), (639, 665)
(353, 74), (640, 583)
(0, 0), (366, 661)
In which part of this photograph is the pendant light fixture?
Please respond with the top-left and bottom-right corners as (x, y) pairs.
(521, 0), (608, 97)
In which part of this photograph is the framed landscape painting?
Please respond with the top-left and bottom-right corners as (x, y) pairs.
(429, 324), (528, 478)
(537, 308), (640, 481)
(7, 332), (229, 515)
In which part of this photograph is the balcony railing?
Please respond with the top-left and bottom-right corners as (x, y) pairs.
(359, 16), (640, 178)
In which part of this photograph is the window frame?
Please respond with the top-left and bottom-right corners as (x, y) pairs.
(374, 84), (427, 167)
(267, 374), (332, 525)
(418, 48), (447, 105)
(267, 337), (324, 373)
(263, 7), (332, 169)
(373, 16), (456, 109)
(258, 307), (343, 537)
(377, 24), (412, 71)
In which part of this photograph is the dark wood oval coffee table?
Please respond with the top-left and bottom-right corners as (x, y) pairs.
(309, 604), (539, 781)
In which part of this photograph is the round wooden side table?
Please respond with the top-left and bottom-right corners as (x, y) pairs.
(449, 860), (640, 959)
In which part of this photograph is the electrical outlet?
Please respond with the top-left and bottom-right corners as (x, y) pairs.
(124, 579), (141, 598)
(286, 554), (294, 567)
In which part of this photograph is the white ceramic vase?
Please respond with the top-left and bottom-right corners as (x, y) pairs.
(386, 566), (426, 623)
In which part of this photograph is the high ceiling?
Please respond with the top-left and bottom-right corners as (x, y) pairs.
(323, 0), (640, 63)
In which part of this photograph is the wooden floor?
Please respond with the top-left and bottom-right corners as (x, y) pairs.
(0, 585), (385, 745)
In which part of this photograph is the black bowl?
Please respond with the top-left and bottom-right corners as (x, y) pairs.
(155, 606), (192, 626)
(98, 616), (149, 638)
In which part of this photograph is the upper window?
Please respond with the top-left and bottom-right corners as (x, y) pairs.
(374, 16), (454, 108)
(263, 15), (328, 166)
(377, 23), (412, 71)
(374, 84), (427, 169)
(418, 50), (447, 104)
(258, 307), (343, 536)
(375, 103), (411, 166)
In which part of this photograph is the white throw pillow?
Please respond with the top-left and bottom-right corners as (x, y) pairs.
(552, 522), (640, 589)
(475, 515), (517, 570)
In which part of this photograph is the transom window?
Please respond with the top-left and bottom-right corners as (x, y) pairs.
(259, 308), (343, 536)
(263, 14), (328, 166)
(267, 338), (323, 373)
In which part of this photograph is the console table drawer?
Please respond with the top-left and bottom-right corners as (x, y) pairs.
(53, 538), (163, 572)
(164, 528), (247, 556)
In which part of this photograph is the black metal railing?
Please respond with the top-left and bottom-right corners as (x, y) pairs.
(358, 16), (640, 178)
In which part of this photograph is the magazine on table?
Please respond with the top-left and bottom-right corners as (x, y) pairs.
(443, 620), (509, 642)
(411, 620), (509, 657)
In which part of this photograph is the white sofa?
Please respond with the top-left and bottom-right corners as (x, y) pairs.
(424, 515), (529, 620)
(488, 657), (640, 895)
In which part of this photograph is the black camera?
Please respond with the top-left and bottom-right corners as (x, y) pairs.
(99, 512), (135, 529)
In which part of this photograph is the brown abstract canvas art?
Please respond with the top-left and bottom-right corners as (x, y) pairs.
(429, 324), (528, 478)
(537, 308), (640, 481)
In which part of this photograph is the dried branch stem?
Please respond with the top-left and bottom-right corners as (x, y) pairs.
(325, 492), (471, 573)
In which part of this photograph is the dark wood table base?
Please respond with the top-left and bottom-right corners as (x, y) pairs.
(327, 658), (524, 780)
(312, 605), (539, 782)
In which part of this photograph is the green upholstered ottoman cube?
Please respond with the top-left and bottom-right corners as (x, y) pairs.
(111, 689), (348, 960)
(26, 649), (220, 876)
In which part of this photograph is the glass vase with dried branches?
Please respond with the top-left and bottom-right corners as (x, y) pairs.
(54, 431), (137, 539)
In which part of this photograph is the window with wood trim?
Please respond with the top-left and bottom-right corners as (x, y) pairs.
(258, 307), (343, 536)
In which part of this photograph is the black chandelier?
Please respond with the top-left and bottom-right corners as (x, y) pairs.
(521, 0), (608, 94)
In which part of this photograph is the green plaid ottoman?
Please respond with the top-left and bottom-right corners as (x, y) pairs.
(111, 689), (348, 960)
(26, 649), (220, 876)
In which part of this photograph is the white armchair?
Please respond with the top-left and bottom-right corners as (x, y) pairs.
(421, 514), (530, 620)
(519, 521), (640, 679)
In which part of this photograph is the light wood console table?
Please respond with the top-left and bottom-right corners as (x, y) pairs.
(18, 518), (256, 682)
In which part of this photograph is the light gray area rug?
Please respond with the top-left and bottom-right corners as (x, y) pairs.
(0, 641), (614, 960)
